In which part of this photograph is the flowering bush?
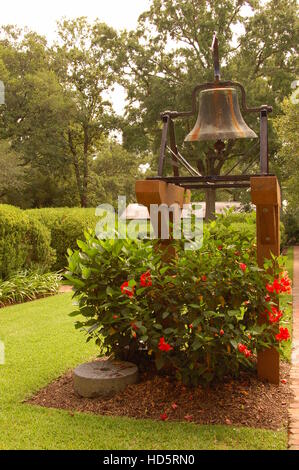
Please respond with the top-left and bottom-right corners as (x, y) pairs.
(66, 219), (291, 385)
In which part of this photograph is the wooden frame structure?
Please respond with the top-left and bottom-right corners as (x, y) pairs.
(136, 176), (281, 384)
(135, 34), (281, 384)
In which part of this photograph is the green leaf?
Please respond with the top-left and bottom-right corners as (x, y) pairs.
(192, 338), (202, 351)
(164, 327), (175, 334)
(155, 354), (165, 371)
(64, 274), (85, 288)
(81, 267), (91, 280)
(68, 310), (80, 317)
(106, 286), (114, 297)
(136, 288), (146, 295)
(159, 266), (169, 275)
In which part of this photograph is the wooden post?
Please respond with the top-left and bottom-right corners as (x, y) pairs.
(135, 180), (190, 260)
(251, 176), (281, 384)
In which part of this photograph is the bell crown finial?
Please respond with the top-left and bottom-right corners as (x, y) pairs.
(211, 32), (220, 82)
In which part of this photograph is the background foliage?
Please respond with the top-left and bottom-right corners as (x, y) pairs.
(0, 270), (61, 307)
(0, 0), (297, 231)
(0, 204), (54, 279)
(27, 207), (97, 270)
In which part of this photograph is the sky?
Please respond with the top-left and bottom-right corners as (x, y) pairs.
(1, 0), (150, 41)
(0, 1), (253, 115)
(1, 1), (150, 114)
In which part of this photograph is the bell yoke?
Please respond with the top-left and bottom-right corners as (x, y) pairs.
(152, 32), (272, 189)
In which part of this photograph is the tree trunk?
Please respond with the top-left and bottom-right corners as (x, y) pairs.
(68, 130), (84, 206)
(205, 188), (216, 221)
(81, 126), (89, 208)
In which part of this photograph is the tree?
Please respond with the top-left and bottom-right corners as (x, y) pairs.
(0, 140), (26, 200)
(0, 25), (75, 209)
(273, 95), (299, 241)
(52, 18), (120, 207)
(117, 0), (298, 218)
(0, 20), (121, 208)
(87, 138), (146, 207)
(0, 27), (70, 166)
(274, 97), (299, 208)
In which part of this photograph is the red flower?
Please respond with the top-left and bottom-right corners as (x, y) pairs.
(239, 263), (247, 272)
(113, 315), (118, 319)
(238, 343), (252, 358)
(281, 379), (287, 384)
(171, 403), (178, 410)
(132, 331), (137, 339)
(160, 413), (168, 421)
(140, 270), (152, 287)
(201, 275), (207, 282)
(244, 349), (252, 358)
(184, 414), (193, 422)
(217, 245), (223, 251)
(158, 337), (173, 352)
(220, 329), (224, 336)
(266, 283), (275, 293)
(266, 305), (283, 324)
(121, 281), (135, 298)
(275, 327), (290, 342)
(189, 324), (193, 329)
(131, 322), (139, 330)
(265, 295), (271, 302)
(273, 279), (281, 293)
(279, 273), (292, 294)
(266, 274), (292, 295)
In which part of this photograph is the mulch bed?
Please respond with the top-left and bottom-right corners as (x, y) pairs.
(27, 359), (293, 431)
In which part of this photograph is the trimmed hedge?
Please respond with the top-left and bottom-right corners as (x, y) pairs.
(0, 204), (55, 279)
(208, 209), (287, 248)
(27, 208), (97, 270)
(26, 207), (286, 272)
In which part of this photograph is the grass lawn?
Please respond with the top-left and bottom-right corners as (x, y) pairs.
(0, 292), (288, 450)
(280, 247), (294, 361)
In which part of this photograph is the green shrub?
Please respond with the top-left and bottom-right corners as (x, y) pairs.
(207, 209), (286, 249)
(25, 207), (285, 273)
(206, 210), (256, 245)
(66, 214), (291, 386)
(0, 270), (62, 307)
(27, 208), (97, 270)
(0, 204), (55, 279)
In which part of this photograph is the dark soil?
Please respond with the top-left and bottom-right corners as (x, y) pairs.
(27, 359), (293, 431)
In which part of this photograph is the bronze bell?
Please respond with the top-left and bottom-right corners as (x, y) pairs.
(185, 87), (257, 142)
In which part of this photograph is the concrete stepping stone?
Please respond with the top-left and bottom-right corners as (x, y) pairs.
(73, 359), (138, 398)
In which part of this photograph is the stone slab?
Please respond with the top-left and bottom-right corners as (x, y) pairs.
(73, 359), (138, 398)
